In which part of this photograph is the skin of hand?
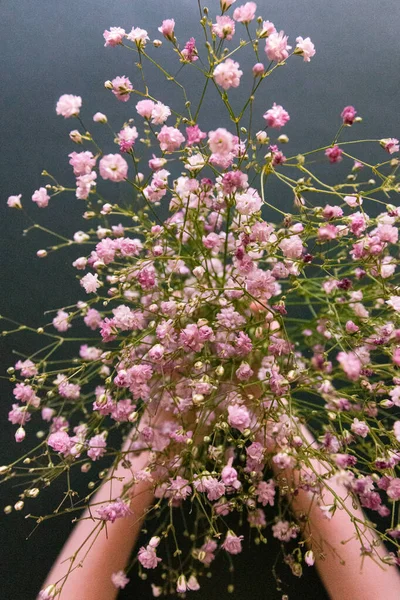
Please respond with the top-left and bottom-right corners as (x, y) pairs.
(39, 404), (165, 600)
(272, 425), (400, 600)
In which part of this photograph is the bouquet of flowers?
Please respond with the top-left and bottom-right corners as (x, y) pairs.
(3, 1), (400, 597)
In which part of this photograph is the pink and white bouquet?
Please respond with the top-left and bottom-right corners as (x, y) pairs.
(3, 1), (400, 597)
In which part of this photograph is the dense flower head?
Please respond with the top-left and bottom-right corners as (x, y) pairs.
(265, 31), (291, 62)
(103, 27), (126, 47)
(99, 154), (128, 182)
(295, 36), (316, 62)
(263, 103), (290, 129)
(233, 2), (257, 23)
(56, 94), (82, 118)
(213, 58), (243, 89)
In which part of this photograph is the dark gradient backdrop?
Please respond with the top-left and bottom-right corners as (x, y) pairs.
(1, 1), (399, 598)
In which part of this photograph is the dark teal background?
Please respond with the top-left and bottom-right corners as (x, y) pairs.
(1, 1), (399, 597)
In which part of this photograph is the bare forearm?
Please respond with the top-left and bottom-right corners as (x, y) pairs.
(275, 427), (400, 600)
(41, 450), (153, 600)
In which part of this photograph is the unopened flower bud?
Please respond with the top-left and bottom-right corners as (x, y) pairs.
(128, 411), (138, 423)
(15, 427), (26, 443)
(149, 536), (161, 548)
(176, 575), (187, 593)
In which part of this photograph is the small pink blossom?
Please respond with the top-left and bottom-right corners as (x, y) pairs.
(158, 126), (185, 152)
(99, 154), (128, 182)
(212, 16), (235, 40)
(93, 112), (107, 123)
(259, 20), (276, 37)
(337, 351), (362, 381)
(158, 19), (175, 40)
(344, 194), (361, 208)
(56, 94), (82, 118)
(126, 27), (149, 46)
(208, 128), (235, 155)
(111, 571), (130, 589)
(263, 103), (290, 129)
(80, 273), (102, 294)
(252, 62), (265, 76)
(380, 138), (399, 154)
(265, 31), (291, 62)
(351, 418), (369, 438)
(221, 532), (243, 555)
(221, 0), (236, 9)
(52, 310), (71, 332)
(181, 38), (198, 63)
(295, 36), (316, 62)
(7, 194), (22, 208)
(325, 145), (343, 163)
(87, 433), (107, 460)
(48, 431), (72, 455)
(213, 58), (243, 90)
(149, 102), (171, 125)
(235, 187), (262, 215)
(103, 27), (126, 47)
(236, 361), (253, 380)
(32, 187), (50, 208)
(69, 151), (96, 176)
(233, 2), (257, 23)
(110, 76), (133, 102)
(136, 99), (155, 119)
(386, 296), (400, 312)
(341, 105), (357, 125)
(96, 499), (131, 523)
(279, 235), (304, 259)
(186, 125), (207, 146)
(117, 126), (139, 152)
(272, 520), (299, 542)
(227, 404), (251, 432)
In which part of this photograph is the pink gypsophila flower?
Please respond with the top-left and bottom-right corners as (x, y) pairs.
(117, 126), (139, 152)
(110, 76), (133, 102)
(96, 499), (131, 523)
(380, 138), (399, 154)
(325, 145), (343, 163)
(69, 151), (96, 176)
(265, 31), (291, 62)
(158, 19), (175, 40)
(136, 99), (155, 119)
(295, 36), (316, 62)
(52, 310), (71, 332)
(213, 59), (243, 90)
(103, 27), (126, 47)
(47, 431), (72, 456)
(212, 16), (235, 40)
(111, 571), (130, 589)
(99, 154), (128, 182)
(56, 94), (82, 118)
(221, 532), (244, 554)
(227, 404), (251, 432)
(151, 102), (171, 125)
(233, 2), (257, 23)
(208, 128), (235, 155)
(341, 105), (357, 125)
(7, 194), (22, 208)
(32, 188), (50, 208)
(158, 126), (185, 152)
